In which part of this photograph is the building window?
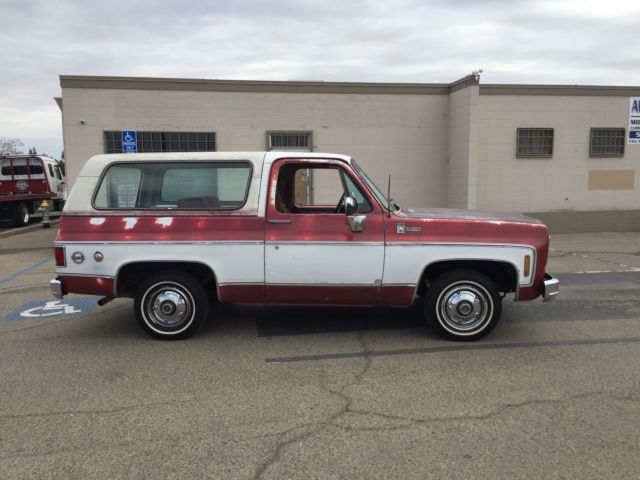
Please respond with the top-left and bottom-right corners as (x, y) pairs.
(590, 128), (625, 157)
(516, 128), (554, 158)
(267, 131), (312, 151)
(103, 131), (216, 154)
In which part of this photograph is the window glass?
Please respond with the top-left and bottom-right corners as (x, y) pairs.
(341, 171), (372, 213)
(103, 131), (216, 153)
(275, 164), (372, 214)
(48, 164), (55, 177)
(94, 165), (142, 208)
(94, 162), (251, 209)
(590, 128), (625, 157)
(516, 128), (554, 157)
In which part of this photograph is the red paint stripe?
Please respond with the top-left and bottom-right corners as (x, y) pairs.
(218, 284), (265, 303)
(59, 275), (114, 297)
(56, 215), (266, 242)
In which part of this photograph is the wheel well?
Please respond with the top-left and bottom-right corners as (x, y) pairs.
(417, 260), (518, 296)
(116, 262), (217, 298)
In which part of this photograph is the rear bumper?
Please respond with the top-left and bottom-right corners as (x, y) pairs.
(49, 278), (64, 299)
(543, 273), (559, 302)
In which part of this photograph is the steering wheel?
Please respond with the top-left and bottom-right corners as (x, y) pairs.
(335, 193), (346, 214)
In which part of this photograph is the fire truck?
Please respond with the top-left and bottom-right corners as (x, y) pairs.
(0, 155), (66, 227)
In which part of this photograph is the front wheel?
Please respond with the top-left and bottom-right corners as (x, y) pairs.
(134, 271), (209, 340)
(424, 269), (502, 341)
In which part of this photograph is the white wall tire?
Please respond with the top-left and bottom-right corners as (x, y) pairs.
(134, 271), (208, 340)
(425, 269), (502, 341)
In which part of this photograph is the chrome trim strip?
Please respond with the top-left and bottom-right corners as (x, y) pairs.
(265, 241), (385, 246)
(57, 273), (115, 279)
(386, 242), (536, 248)
(53, 241), (264, 246)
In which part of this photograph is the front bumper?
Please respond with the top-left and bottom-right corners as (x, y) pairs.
(49, 278), (64, 299)
(543, 273), (559, 302)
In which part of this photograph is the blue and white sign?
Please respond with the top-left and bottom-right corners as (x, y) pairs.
(629, 97), (640, 145)
(3, 297), (99, 321)
(122, 130), (138, 153)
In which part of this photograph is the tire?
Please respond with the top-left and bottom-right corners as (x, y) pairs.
(424, 269), (502, 341)
(12, 203), (30, 227)
(134, 271), (209, 340)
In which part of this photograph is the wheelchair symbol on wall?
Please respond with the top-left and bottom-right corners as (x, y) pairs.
(20, 301), (82, 318)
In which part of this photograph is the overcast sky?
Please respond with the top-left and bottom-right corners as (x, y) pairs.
(1, 0), (638, 158)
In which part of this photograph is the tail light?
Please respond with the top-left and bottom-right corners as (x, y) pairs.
(54, 246), (66, 267)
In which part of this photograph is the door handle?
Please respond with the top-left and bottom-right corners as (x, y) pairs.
(268, 219), (292, 224)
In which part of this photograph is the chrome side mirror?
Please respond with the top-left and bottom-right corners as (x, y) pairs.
(345, 196), (366, 232)
(344, 196), (357, 216)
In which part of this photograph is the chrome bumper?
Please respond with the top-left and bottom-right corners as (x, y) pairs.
(49, 279), (63, 299)
(543, 273), (559, 302)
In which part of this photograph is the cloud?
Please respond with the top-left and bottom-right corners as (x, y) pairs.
(1, 0), (639, 156)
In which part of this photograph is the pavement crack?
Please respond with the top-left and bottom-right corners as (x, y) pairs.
(0, 399), (174, 420)
(251, 424), (315, 480)
(251, 331), (373, 479)
(341, 389), (629, 430)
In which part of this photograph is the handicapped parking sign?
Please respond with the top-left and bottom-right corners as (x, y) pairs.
(122, 130), (138, 153)
(3, 297), (99, 321)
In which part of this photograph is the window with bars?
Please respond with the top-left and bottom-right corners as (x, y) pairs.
(103, 131), (216, 154)
(590, 128), (625, 157)
(267, 131), (312, 151)
(516, 128), (554, 158)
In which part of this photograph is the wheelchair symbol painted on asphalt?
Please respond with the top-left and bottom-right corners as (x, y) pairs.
(20, 300), (82, 318)
(3, 297), (100, 321)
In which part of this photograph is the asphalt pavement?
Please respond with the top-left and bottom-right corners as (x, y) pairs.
(1, 228), (639, 479)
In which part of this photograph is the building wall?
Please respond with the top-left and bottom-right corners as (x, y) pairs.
(476, 94), (639, 212)
(61, 88), (450, 208)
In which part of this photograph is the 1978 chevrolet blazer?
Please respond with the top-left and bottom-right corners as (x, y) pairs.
(50, 152), (558, 341)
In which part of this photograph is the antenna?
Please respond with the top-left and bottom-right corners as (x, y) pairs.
(387, 175), (392, 218)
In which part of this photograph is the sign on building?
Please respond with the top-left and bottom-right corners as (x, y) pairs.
(122, 130), (138, 153)
(629, 98), (640, 144)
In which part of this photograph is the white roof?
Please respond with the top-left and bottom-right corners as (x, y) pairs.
(77, 151), (352, 177)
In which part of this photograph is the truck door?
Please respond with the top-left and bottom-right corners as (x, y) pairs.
(265, 159), (385, 305)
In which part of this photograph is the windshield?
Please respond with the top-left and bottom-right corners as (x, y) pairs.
(351, 160), (394, 210)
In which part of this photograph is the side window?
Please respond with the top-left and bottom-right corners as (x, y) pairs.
(341, 171), (372, 213)
(54, 166), (63, 180)
(94, 162), (251, 210)
(48, 164), (55, 177)
(275, 164), (372, 214)
(94, 165), (142, 208)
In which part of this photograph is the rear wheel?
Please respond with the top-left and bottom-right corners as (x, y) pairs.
(134, 271), (209, 340)
(12, 203), (30, 227)
(425, 269), (502, 341)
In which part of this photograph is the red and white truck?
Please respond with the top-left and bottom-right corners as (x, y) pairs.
(0, 155), (66, 227)
(50, 152), (558, 341)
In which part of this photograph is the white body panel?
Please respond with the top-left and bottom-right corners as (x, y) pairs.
(265, 242), (384, 285)
(383, 244), (535, 287)
(57, 242), (264, 286)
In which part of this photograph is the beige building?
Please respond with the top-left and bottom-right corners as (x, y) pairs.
(56, 74), (640, 232)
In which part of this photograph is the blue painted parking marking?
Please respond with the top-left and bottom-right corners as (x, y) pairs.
(3, 297), (100, 321)
(0, 256), (52, 286)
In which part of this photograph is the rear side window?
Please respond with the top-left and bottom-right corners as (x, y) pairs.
(93, 161), (252, 210)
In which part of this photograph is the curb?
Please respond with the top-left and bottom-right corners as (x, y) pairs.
(0, 220), (59, 239)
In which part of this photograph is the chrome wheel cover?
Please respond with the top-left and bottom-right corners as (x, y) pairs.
(141, 281), (195, 333)
(436, 280), (493, 334)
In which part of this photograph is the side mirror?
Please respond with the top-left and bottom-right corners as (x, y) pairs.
(344, 196), (358, 216)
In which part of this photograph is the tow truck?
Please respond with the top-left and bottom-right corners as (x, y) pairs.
(0, 155), (66, 227)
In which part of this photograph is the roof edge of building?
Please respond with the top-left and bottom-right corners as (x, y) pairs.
(59, 75), (452, 95)
(59, 75), (640, 97)
(480, 84), (640, 96)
